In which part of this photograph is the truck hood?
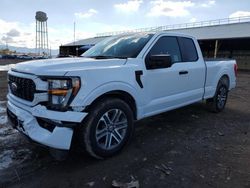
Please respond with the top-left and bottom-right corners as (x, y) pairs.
(12, 57), (127, 76)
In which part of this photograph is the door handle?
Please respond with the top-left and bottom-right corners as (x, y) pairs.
(179, 71), (188, 75)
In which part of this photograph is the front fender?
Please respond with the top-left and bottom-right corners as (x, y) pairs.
(71, 81), (141, 110)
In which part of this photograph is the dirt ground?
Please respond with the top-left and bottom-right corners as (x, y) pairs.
(0, 71), (250, 188)
(0, 59), (25, 66)
(0, 59), (28, 65)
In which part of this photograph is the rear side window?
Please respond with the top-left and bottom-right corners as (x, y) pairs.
(178, 37), (198, 62)
(148, 36), (182, 63)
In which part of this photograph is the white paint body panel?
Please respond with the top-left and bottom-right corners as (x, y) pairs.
(204, 60), (237, 99)
(7, 32), (237, 150)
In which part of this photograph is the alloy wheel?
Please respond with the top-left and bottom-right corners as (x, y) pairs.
(95, 109), (128, 150)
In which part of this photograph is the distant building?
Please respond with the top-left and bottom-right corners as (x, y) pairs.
(59, 16), (250, 70)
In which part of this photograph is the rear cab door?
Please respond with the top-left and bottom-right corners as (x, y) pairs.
(141, 34), (206, 117)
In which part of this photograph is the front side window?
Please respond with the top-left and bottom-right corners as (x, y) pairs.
(147, 36), (182, 63)
(82, 33), (153, 59)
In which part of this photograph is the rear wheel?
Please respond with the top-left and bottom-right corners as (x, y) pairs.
(78, 98), (134, 159)
(206, 77), (229, 112)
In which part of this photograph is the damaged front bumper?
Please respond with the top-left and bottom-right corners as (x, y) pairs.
(7, 98), (88, 150)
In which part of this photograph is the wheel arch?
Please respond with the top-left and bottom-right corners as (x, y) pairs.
(210, 71), (230, 97)
(85, 90), (138, 120)
(219, 74), (230, 88)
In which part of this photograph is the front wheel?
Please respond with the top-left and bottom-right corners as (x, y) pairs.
(78, 98), (134, 159)
(207, 78), (229, 112)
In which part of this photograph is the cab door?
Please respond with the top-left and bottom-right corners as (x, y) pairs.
(142, 36), (205, 117)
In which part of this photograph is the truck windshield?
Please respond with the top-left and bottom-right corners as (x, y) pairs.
(82, 33), (153, 59)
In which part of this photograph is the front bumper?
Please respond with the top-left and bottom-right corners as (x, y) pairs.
(7, 99), (88, 150)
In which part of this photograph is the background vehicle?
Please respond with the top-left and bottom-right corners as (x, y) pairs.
(7, 32), (237, 158)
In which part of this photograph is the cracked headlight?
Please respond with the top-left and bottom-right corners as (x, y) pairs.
(47, 77), (81, 110)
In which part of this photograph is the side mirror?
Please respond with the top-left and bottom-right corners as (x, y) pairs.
(146, 54), (172, 70)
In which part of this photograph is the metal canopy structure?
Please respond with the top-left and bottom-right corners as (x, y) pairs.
(62, 36), (107, 47)
(96, 16), (250, 38)
(59, 16), (250, 70)
(168, 22), (250, 40)
(59, 36), (107, 57)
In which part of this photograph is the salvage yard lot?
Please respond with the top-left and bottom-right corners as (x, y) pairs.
(0, 71), (250, 188)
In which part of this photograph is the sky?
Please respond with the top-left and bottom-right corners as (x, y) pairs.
(0, 0), (250, 50)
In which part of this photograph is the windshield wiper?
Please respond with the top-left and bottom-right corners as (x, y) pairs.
(84, 55), (127, 59)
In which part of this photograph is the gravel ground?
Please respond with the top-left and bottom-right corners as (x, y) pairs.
(0, 71), (249, 188)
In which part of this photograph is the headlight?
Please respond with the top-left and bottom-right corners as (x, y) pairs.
(47, 77), (80, 110)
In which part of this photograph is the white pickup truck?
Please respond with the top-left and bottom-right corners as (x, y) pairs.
(7, 32), (237, 158)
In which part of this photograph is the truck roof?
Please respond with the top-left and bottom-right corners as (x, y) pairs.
(115, 31), (196, 40)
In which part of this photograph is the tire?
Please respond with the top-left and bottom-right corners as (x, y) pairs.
(78, 98), (134, 159)
(206, 77), (229, 113)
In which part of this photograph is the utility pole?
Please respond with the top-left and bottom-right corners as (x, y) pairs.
(74, 22), (76, 46)
(6, 41), (8, 50)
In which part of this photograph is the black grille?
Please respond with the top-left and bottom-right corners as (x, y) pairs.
(8, 74), (36, 101)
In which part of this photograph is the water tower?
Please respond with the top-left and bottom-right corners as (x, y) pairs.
(35, 11), (49, 56)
